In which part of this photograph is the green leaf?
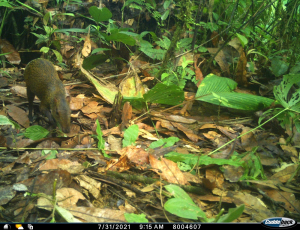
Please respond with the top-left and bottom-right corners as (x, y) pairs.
(124, 213), (148, 223)
(0, 2), (13, 8)
(270, 58), (288, 77)
(54, 28), (89, 34)
(274, 74), (300, 112)
(144, 83), (184, 105)
(165, 152), (244, 167)
(165, 185), (194, 202)
(16, 0), (43, 16)
(89, 6), (112, 22)
(198, 46), (208, 52)
(140, 45), (165, 60)
(123, 97), (146, 110)
(40, 47), (50, 53)
(196, 74), (273, 110)
(24, 125), (49, 140)
(163, 0), (171, 9)
(55, 206), (81, 222)
(149, 137), (179, 149)
(0, 115), (15, 128)
(217, 205), (245, 222)
(163, 187), (207, 221)
(52, 50), (63, 63)
(91, 48), (111, 55)
(122, 125), (139, 147)
(106, 32), (136, 46)
(82, 54), (109, 70)
(236, 33), (248, 47)
(196, 74), (237, 97)
(161, 10), (169, 20)
(41, 150), (58, 160)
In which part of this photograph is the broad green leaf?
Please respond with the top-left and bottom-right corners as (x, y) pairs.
(89, 6), (112, 22)
(140, 45), (165, 60)
(165, 185), (194, 203)
(144, 83), (184, 105)
(164, 198), (207, 220)
(270, 58), (288, 77)
(217, 205), (245, 222)
(123, 125), (139, 147)
(199, 91), (273, 110)
(196, 74), (237, 97)
(196, 74), (273, 110)
(24, 125), (49, 140)
(82, 54), (109, 70)
(124, 213), (148, 223)
(106, 32), (136, 46)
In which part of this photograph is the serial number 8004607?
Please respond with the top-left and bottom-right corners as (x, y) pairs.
(172, 224), (201, 229)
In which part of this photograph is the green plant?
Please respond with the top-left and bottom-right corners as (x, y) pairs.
(95, 119), (106, 156)
(122, 125), (139, 147)
(0, 114), (19, 129)
(162, 56), (195, 89)
(164, 184), (244, 222)
(24, 125), (50, 140)
(238, 148), (267, 180)
(259, 73), (300, 139)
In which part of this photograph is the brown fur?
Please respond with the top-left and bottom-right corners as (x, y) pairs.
(24, 58), (71, 133)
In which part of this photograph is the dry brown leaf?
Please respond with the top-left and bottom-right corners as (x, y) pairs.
(68, 206), (126, 222)
(106, 155), (131, 172)
(149, 154), (189, 185)
(6, 105), (30, 128)
(0, 39), (21, 65)
(122, 102), (132, 127)
(270, 164), (298, 183)
(241, 127), (258, 151)
(81, 101), (101, 114)
(227, 190), (274, 222)
(82, 34), (91, 57)
(203, 168), (224, 190)
(70, 96), (85, 110)
(118, 146), (149, 165)
(39, 159), (84, 174)
(264, 189), (300, 213)
(108, 135), (122, 151)
(74, 175), (101, 199)
(200, 124), (216, 129)
(56, 187), (87, 207)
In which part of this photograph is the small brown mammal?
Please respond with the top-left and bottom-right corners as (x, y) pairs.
(24, 58), (71, 133)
